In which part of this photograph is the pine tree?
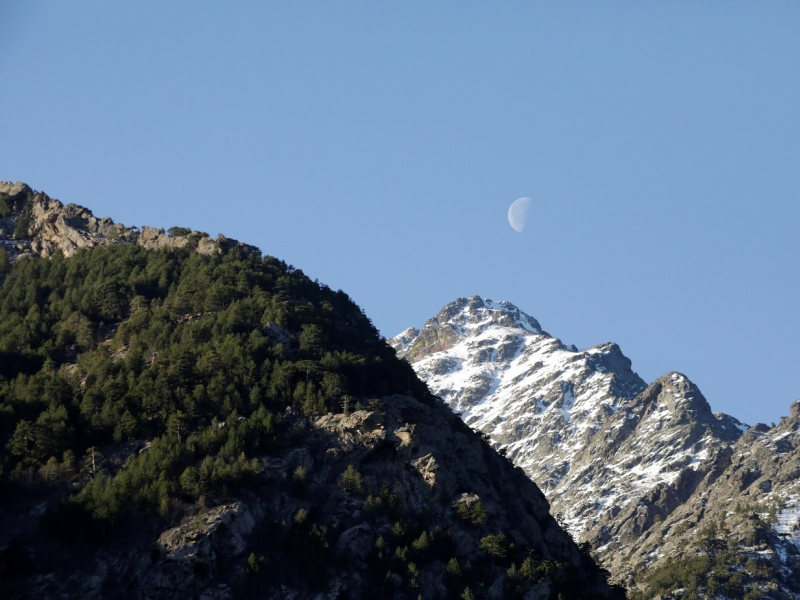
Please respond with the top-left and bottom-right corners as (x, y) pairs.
(446, 557), (462, 577)
(83, 446), (103, 478)
(12, 207), (32, 239)
(339, 464), (363, 493)
(167, 411), (188, 440)
(292, 466), (307, 493)
(0, 247), (9, 275)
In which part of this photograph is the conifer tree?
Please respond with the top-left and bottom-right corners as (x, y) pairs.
(83, 446), (103, 478)
(0, 247), (9, 275)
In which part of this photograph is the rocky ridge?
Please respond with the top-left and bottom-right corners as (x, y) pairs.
(621, 398), (800, 595)
(392, 296), (800, 597)
(0, 181), (255, 267)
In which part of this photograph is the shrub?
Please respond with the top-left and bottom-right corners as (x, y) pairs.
(292, 465), (307, 492)
(454, 499), (486, 526)
(480, 533), (508, 560)
(168, 226), (192, 237)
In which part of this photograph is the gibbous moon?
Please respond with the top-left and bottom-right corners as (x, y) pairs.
(508, 197), (531, 232)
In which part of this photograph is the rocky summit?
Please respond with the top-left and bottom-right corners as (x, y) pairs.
(393, 296), (800, 598)
(0, 181), (257, 267)
(0, 184), (622, 599)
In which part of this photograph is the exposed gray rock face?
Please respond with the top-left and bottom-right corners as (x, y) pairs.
(393, 297), (800, 595)
(312, 397), (580, 562)
(141, 502), (258, 599)
(0, 181), (257, 265)
(16, 502), (253, 600)
(158, 501), (258, 561)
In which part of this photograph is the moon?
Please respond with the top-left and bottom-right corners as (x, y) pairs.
(508, 197), (531, 232)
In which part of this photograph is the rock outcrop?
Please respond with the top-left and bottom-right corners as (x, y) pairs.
(0, 181), (255, 267)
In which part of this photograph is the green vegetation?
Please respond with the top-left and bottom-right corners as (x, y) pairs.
(0, 192), (16, 218)
(734, 498), (784, 525)
(0, 238), (622, 599)
(0, 248), (9, 276)
(632, 549), (778, 599)
(12, 206), (32, 239)
(453, 499), (486, 526)
(291, 465), (307, 493)
(338, 463), (363, 493)
(167, 226), (193, 237)
(357, 507), (585, 600)
(633, 512), (795, 598)
(480, 533), (509, 561)
(363, 481), (403, 520)
(631, 509), (790, 600)
(0, 242), (426, 527)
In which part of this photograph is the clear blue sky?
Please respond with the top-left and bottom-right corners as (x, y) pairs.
(2, 2), (798, 426)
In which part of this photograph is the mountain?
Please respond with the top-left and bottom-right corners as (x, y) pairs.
(393, 296), (800, 598)
(0, 183), (622, 599)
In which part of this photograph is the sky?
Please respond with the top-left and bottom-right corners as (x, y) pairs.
(1, 2), (798, 426)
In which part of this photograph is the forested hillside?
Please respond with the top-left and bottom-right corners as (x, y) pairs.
(0, 242), (424, 514)
(0, 184), (622, 600)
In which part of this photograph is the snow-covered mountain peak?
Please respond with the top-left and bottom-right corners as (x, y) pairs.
(426, 295), (543, 336)
(640, 371), (711, 416)
(635, 371), (747, 442)
(392, 297), (797, 590)
(391, 297), (648, 463)
(390, 295), (545, 363)
(391, 327), (420, 353)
